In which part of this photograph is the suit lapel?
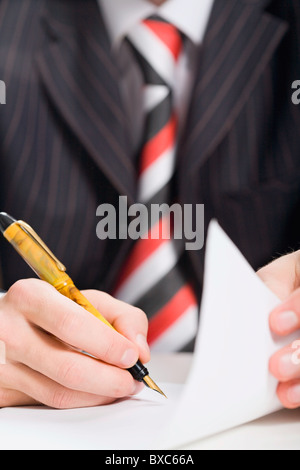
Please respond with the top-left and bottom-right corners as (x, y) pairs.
(35, 0), (288, 208)
(36, 0), (136, 204)
(177, 0), (289, 286)
(179, 0), (288, 177)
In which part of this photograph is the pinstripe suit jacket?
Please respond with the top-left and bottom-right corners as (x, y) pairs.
(0, 0), (299, 302)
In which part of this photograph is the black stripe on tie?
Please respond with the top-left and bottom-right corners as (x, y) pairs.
(145, 184), (173, 212)
(179, 337), (197, 353)
(141, 193), (182, 241)
(126, 41), (166, 86)
(147, 15), (170, 24)
(136, 185), (174, 238)
(134, 255), (187, 319)
(143, 90), (173, 143)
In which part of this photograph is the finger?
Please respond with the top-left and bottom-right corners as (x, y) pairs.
(0, 387), (39, 407)
(277, 380), (300, 410)
(6, 322), (141, 399)
(269, 287), (300, 336)
(0, 363), (118, 409)
(269, 344), (300, 383)
(257, 251), (300, 301)
(83, 290), (150, 363)
(5, 279), (139, 369)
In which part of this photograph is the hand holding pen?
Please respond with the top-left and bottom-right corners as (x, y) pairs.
(0, 213), (165, 409)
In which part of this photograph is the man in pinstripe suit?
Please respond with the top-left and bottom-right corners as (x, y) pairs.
(0, 0), (299, 411)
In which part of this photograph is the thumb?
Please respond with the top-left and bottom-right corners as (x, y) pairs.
(269, 287), (300, 337)
(257, 250), (300, 301)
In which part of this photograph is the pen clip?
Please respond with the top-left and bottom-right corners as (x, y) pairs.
(16, 220), (67, 272)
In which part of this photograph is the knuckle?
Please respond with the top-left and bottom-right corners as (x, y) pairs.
(55, 309), (71, 332)
(54, 309), (80, 338)
(101, 335), (117, 364)
(8, 279), (37, 301)
(6, 279), (50, 314)
(134, 306), (145, 316)
(56, 358), (82, 389)
(48, 388), (74, 410)
(0, 388), (11, 407)
(100, 292), (113, 302)
(7, 280), (30, 308)
(133, 307), (148, 323)
(0, 301), (28, 353)
(0, 314), (12, 347)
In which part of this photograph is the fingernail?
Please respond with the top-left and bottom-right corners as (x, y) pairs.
(136, 334), (150, 356)
(275, 311), (299, 333)
(121, 349), (138, 367)
(279, 354), (298, 378)
(288, 384), (300, 405)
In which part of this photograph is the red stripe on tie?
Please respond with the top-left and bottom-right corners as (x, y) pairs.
(144, 20), (182, 61)
(147, 284), (196, 345)
(113, 216), (172, 294)
(140, 114), (177, 174)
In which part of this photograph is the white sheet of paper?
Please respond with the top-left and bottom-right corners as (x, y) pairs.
(163, 221), (298, 448)
(0, 221), (297, 450)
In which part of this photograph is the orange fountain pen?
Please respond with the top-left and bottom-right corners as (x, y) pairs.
(0, 212), (166, 397)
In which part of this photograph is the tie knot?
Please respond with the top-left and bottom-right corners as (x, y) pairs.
(127, 16), (183, 87)
(143, 16), (183, 62)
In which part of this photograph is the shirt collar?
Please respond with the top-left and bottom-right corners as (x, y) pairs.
(98, 0), (214, 48)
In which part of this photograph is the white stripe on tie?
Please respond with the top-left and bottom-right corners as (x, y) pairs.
(150, 305), (198, 353)
(128, 22), (176, 88)
(138, 145), (176, 202)
(115, 239), (183, 305)
(144, 85), (169, 113)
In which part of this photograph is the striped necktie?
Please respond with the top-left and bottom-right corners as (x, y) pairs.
(114, 17), (198, 352)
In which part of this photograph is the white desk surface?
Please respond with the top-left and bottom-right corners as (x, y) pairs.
(150, 353), (300, 450)
(0, 353), (299, 450)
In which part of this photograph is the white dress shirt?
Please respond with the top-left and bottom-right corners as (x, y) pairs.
(98, 0), (214, 153)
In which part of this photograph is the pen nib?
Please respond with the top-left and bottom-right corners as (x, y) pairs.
(143, 375), (167, 398)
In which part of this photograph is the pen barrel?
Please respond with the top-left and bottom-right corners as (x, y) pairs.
(3, 223), (66, 284)
(3, 223), (114, 330)
(55, 278), (113, 329)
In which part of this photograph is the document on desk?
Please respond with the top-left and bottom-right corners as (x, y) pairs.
(163, 220), (298, 449)
(0, 221), (297, 450)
